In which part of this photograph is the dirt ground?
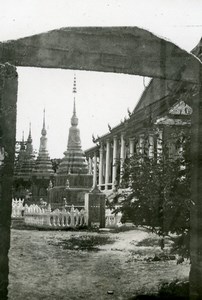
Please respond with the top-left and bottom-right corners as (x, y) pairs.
(8, 228), (189, 300)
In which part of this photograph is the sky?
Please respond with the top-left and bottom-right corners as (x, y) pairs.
(0, 0), (202, 158)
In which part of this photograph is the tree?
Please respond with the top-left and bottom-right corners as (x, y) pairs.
(114, 128), (192, 256)
(51, 158), (61, 173)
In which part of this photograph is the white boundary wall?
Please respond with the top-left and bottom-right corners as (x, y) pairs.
(24, 204), (87, 228)
(11, 200), (123, 228)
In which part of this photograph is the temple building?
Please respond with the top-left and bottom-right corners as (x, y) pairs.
(48, 76), (93, 209)
(84, 40), (202, 195)
(13, 112), (54, 203)
(85, 79), (194, 196)
(85, 98), (192, 195)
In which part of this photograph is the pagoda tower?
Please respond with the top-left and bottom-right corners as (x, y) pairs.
(16, 124), (35, 179)
(48, 75), (93, 209)
(30, 110), (54, 202)
(14, 131), (26, 176)
(33, 109), (54, 176)
(13, 125), (35, 200)
(57, 75), (88, 175)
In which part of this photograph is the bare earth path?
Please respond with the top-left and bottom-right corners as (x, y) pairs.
(8, 229), (189, 300)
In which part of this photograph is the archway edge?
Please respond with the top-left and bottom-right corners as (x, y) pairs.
(0, 26), (201, 83)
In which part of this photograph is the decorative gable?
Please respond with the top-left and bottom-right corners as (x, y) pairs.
(169, 101), (192, 115)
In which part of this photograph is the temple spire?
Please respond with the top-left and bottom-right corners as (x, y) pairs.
(19, 131), (25, 151)
(27, 123), (32, 142)
(41, 108), (47, 136)
(58, 74), (88, 174)
(73, 74), (77, 94)
(71, 74), (78, 126)
(34, 109), (53, 176)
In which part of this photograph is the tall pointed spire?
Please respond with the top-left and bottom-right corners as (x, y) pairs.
(57, 74), (88, 174)
(41, 108), (47, 136)
(20, 131), (25, 151)
(26, 122), (34, 156)
(71, 74), (78, 126)
(27, 122), (32, 142)
(34, 109), (53, 176)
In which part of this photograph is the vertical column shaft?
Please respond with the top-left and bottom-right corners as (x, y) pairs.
(99, 143), (104, 186)
(157, 130), (163, 161)
(190, 84), (202, 299)
(148, 134), (154, 158)
(93, 151), (97, 187)
(139, 134), (144, 155)
(112, 136), (118, 186)
(0, 64), (17, 299)
(88, 156), (92, 174)
(120, 133), (125, 183)
(129, 138), (135, 157)
(105, 139), (110, 189)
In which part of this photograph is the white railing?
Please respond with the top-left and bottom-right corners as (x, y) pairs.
(24, 204), (87, 228)
(12, 201), (122, 228)
(105, 209), (122, 227)
(12, 198), (25, 218)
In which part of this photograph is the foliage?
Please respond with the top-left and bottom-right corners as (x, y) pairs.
(114, 128), (192, 256)
(51, 158), (61, 173)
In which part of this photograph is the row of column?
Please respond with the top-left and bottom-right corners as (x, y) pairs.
(88, 131), (163, 191)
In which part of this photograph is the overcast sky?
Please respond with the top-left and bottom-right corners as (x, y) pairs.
(1, 0), (202, 158)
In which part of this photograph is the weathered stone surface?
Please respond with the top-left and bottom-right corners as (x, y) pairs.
(0, 27), (201, 83)
(190, 84), (202, 299)
(0, 63), (17, 299)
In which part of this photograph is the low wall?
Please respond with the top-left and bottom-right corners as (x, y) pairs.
(105, 209), (122, 227)
(11, 201), (123, 229)
(24, 204), (87, 229)
(11, 199), (24, 218)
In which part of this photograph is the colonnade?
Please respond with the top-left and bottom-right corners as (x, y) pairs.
(86, 130), (163, 192)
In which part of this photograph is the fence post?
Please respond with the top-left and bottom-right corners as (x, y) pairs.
(84, 185), (106, 228)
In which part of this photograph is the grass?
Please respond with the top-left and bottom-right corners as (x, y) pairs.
(48, 234), (114, 251)
(136, 237), (161, 247)
(136, 236), (172, 247)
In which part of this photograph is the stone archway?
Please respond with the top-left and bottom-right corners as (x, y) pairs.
(0, 27), (202, 299)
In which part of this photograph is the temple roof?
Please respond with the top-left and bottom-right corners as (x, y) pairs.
(15, 126), (35, 179)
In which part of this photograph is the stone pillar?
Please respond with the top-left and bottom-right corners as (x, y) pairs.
(120, 133), (125, 183)
(93, 151), (97, 188)
(148, 134), (154, 158)
(85, 189), (106, 228)
(98, 143), (104, 187)
(105, 139), (110, 190)
(189, 84), (202, 299)
(139, 134), (144, 155)
(157, 130), (163, 161)
(112, 136), (118, 187)
(0, 64), (17, 299)
(129, 138), (135, 157)
(88, 156), (92, 174)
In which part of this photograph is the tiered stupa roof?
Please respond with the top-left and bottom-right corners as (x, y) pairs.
(57, 75), (89, 175)
(33, 109), (54, 177)
(15, 124), (35, 179)
(15, 132), (26, 175)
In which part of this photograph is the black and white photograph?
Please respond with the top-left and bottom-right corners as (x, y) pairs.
(0, 1), (202, 299)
